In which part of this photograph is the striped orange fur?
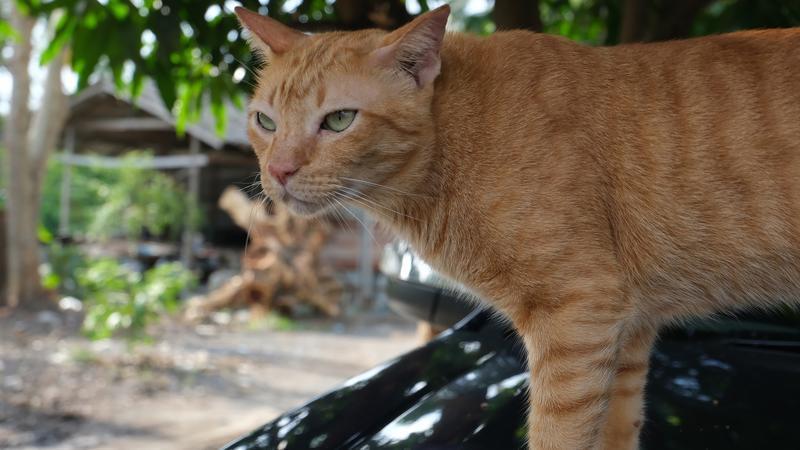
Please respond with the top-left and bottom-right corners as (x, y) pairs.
(236, 5), (800, 449)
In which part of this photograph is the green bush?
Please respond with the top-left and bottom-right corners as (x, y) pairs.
(41, 240), (88, 297)
(41, 151), (202, 239)
(78, 258), (196, 341)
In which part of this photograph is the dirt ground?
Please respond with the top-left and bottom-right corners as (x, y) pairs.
(0, 309), (418, 450)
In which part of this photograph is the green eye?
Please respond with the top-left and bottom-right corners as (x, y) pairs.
(322, 110), (356, 132)
(256, 112), (276, 131)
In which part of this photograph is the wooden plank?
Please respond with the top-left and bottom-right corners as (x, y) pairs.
(74, 117), (174, 132)
(58, 153), (210, 169)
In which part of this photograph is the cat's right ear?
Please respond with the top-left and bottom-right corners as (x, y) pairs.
(235, 7), (306, 59)
(372, 5), (450, 88)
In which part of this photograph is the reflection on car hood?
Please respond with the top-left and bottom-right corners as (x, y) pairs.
(222, 311), (800, 450)
(380, 241), (451, 289)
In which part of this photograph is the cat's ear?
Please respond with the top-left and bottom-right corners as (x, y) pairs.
(372, 5), (450, 87)
(235, 7), (306, 58)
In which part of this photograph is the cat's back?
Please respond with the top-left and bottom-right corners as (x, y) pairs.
(593, 28), (800, 316)
(431, 27), (800, 317)
(602, 27), (800, 117)
(592, 27), (800, 211)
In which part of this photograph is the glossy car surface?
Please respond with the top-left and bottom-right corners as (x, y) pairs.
(222, 308), (800, 450)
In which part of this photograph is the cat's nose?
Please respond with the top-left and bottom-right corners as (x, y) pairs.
(267, 162), (300, 186)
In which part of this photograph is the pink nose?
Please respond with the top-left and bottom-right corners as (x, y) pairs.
(267, 162), (299, 186)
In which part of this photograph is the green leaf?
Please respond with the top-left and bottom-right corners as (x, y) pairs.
(38, 224), (54, 244)
(39, 15), (76, 65)
(154, 72), (177, 113)
(109, 1), (130, 20)
(0, 20), (21, 42)
(43, 273), (61, 290)
(210, 81), (227, 136)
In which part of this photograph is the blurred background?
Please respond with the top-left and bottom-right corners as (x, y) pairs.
(1, 1), (799, 449)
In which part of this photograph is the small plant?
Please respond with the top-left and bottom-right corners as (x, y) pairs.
(248, 312), (298, 332)
(70, 348), (100, 365)
(42, 240), (87, 297)
(78, 259), (196, 341)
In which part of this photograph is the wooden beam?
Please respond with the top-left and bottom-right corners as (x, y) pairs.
(58, 153), (209, 169)
(181, 136), (202, 268)
(75, 117), (174, 132)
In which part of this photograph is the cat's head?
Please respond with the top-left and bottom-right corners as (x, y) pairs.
(235, 5), (449, 216)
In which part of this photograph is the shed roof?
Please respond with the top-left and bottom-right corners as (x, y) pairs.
(67, 80), (250, 151)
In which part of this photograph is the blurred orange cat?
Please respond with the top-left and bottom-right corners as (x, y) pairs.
(236, 5), (800, 449)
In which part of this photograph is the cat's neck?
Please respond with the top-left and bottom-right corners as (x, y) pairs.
(375, 30), (590, 262)
(374, 33), (500, 256)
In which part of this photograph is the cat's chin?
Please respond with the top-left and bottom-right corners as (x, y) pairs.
(282, 193), (328, 217)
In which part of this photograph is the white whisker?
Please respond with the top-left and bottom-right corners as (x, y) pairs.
(333, 197), (377, 245)
(335, 186), (420, 222)
(341, 176), (432, 198)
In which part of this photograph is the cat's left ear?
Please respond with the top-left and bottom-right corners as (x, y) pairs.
(235, 7), (306, 58)
(372, 5), (450, 88)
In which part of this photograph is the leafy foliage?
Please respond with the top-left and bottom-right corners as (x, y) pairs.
(41, 241), (87, 295)
(88, 153), (203, 239)
(41, 240), (196, 341)
(540, 0), (614, 44)
(40, 151), (202, 239)
(78, 258), (196, 340)
(19, 0), (334, 133)
(693, 0), (800, 36)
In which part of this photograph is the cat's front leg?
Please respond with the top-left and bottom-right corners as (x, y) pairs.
(518, 287), (629, 450)
(600, 323), (657, 450)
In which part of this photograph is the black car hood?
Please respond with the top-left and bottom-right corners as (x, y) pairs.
(222, 312), (800, 450)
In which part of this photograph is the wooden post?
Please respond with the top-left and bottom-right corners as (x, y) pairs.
(180, 136), (201, 268)
(357, 209), (374, 309)
(58, 127), (75, 237)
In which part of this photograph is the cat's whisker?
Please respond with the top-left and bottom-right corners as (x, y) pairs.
(320, 191), (354, 234)
(320, 182), (421, 222)
(335, 187), (420, 222)
(232, 56), (262, 78)
(333, 197), (378, 246)
(240, 173), (264, 199)
(340, 177), (432, 198)
(328, 198), (353, 235)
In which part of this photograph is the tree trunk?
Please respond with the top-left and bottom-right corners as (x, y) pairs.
(619, 0), (646, 43)
(651, 0), (715, 42)
(29, 47), (69, 208)
(4, 4), (35, 308)
(492, 0), (542, 32)
(619, 0), (715, 43)
(3, 6), (67, 309)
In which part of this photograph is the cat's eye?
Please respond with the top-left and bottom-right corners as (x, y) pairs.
(255, 112), (276, 132)
(321, 110), (357, 132)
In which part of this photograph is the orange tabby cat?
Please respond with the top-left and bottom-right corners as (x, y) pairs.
(235, 5), (800, 449)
